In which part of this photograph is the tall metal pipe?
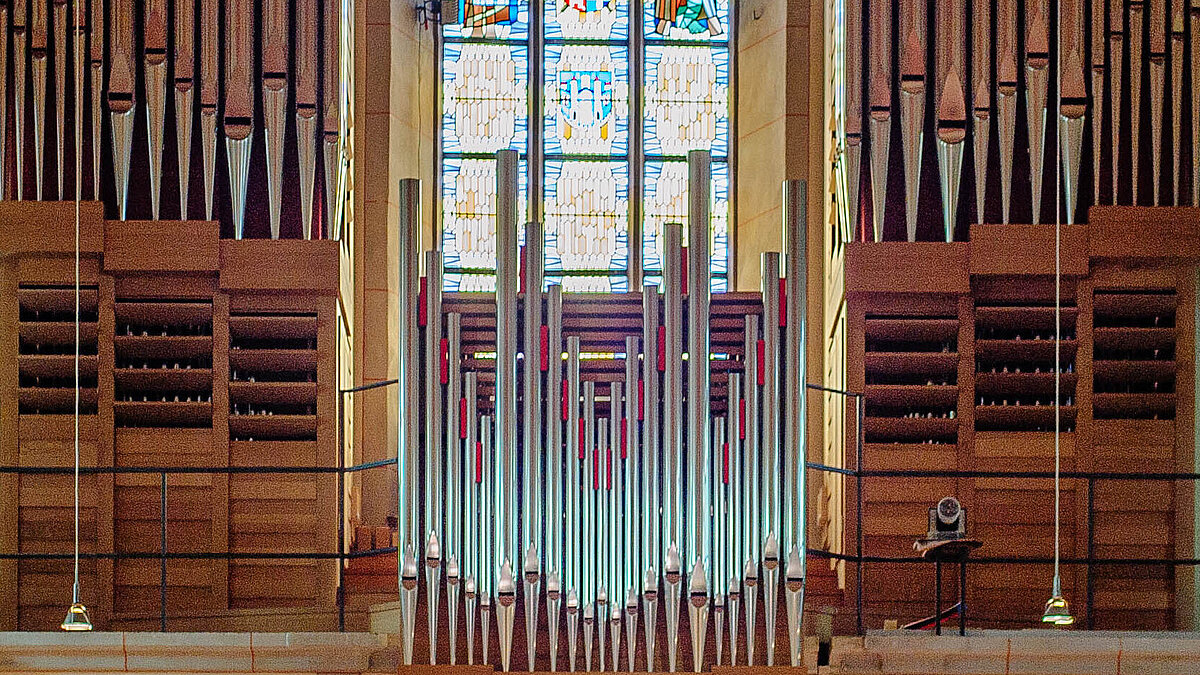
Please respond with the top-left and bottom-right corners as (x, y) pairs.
(898, 0), (926, 240)
(933, 0), (965, 240)
(1169, 0), (1184, 204)
(623, 336), (640, 672)
(465, 371), (480, 664)
(997, 0), (1018, 222)
(1111, 0), (1125, 204)
(1090, 0), (1107, 205)
(446, 313), (463, 664)
(323, 0), (342, 237)
(546, 286), (564, 671)
(583, 380), (596, 671)
(783, 181), (808, 667)
(760, 252), (782, 666)
(494, 149), (519, 671)
(1130, 0), (1145, 203)
(1025, 0), (1049, 223)
(52, 0), (65, 199)
(642, 284), (661, 580)
(972, 0), (991, 223)
(662, 224), (684, 564)
(522, 220), (545, 669)
(687, 150), (712, 576)
(481, 414), (494, 664)
(1148, 0), (1165, 205)
(108, 0), (135, 217)
(1059, 0), (1087, 223)
(396, 178), (422, 663)
(89, 0), (102, 199)
(0, 4), (8, 200)
(566, 335), (582, 600)
(741, 314), (760, 665)
(726, 373), (742, 665)
(424, 250), (444, 663)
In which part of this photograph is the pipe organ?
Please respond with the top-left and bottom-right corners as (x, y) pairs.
(839, 0), (1200, 241)
(390, 152), (812, 671)
(0, 0), (345, 239)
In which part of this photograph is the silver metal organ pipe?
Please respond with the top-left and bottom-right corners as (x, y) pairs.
(783, 181), (807, 566)
(566, 335), (582, 598)
(424, 250), (444, 662)
(641, 284), (661, 577)
(760, 253), (781, 549)
(481, 413), (494, 598)
(609, 381), (623, 599)
(742, 313), (761, 569)
(662, 223), (684, 564)
(523, 220), (545, 564)
(496, 149), (519, 574)
(199, 0), (219, 219)
(144, 0), (168, 217)
(465, 371), (480, 587)
(174, 0), (196, 218)
(446, 313), (463, 571)
(583, 379), (597, 605)
(396, 178), (422, 665)
(546, 286), (564, 575)
(295, 0), (319, 236)
(623, 335), (640, 597)
(686, 150), (712, 576)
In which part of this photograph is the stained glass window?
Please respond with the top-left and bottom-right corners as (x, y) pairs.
(441, 0), (731, 291)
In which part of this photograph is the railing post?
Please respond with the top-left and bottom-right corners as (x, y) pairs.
(160, 471), (168, 632)
(855, 393), (864, 636)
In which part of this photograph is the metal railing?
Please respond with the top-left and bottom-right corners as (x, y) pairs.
(2, 377), (1196, 635)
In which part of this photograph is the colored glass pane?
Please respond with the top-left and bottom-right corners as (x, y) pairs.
(544, 160), (629, 273)
(545, 0), (627, 40)
(545, 44), (630, 156)
(642, 160), (729, 291)
(442, 42), (529, 154)
(447, 0), (530, 39)
(644, 45), (729, 157)
(644, 0), (729, 41)
(442, 157), (529, 271)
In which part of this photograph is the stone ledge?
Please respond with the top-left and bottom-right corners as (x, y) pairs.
(832, 631), (1200, 675)
(0, 632), (387, 673)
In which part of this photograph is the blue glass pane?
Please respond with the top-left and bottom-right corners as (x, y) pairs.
(544, 44), (630, 156)
(545, 275), (629, 292)
(545, 0), (628, 40)
(544, 160), (629, 273)
(444, 0), (530, 40)
(445, 274), (500, 292)
(642, 159), (729, 291)
(643, 0), (730, 41)
(442, 157), (529, 271)
(442, 42), (529, 154)
(644, 45), (730, 157)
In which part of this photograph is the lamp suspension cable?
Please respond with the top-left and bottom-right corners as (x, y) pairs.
(61, 0), (91, 631)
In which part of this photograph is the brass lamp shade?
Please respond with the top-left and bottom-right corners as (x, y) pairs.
(1041, 595), (1075, 626)
(61, 602), (93, 631)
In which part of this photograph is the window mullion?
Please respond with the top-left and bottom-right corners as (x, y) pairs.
(629, 0), (645, 289)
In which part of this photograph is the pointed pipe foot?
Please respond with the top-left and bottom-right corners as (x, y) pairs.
(447, 562), (461, 666)
(225, 129), (254, 238)
(110, 107), (136, 220)
(481, 595), (492, 665)
(643, 568), (659, 673)
(567, 590), (580, 673)
(175, 87), (195, 218)
(400, 548), (419, 665)
(425, 532), (442, 665)
(465, 579), (478, 666)
(497, 562), (517, 673)
(867, 115), (891, 242)
(523, 549), (541, 671)
(145, 56), (168, 219)
(624, 589), (638, 672)
(785, 548), (806, 668)
(547, 576), (562, 672)
(763, 535), (780, 667)
(296, 108), (319, 238)
(263, 82), (287, 238)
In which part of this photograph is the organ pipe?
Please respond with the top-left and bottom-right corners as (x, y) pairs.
(262, 0), (287, 237)
(199, 0), (218, 219)
(898, 0), (925, 240)
(867, 0), (890, 241)
(144, 0), (167, 218)
(296, 0), (319, 236)
(175, 0), (195, 218)
(108, 0), (134, 218)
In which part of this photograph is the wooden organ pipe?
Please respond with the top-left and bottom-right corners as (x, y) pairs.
(175, 0), (195, 218)
(296, 0), (319, 238)
(324, 0), (342, 238)
(31, 0), (46, 200)
(933, 0), (965, 241)
(971, 0), (990, 224)
(1092, 0), (1108, 204)
(262, 0), (288, 238)
(52, 0), (66, 199)
(1025, 0), (1049, 224)
(199, 0), (218, 220)
(144, 0), (167, 219)
(1169, 0), (1184, 204)
(844, 0), (862, 241)
(225, 0), (253, 237)
(866, 0), (890, 241)
(1060, 0), (1087, 224)
(89, 0), (101, 199)
(108, 0), (135, 218)
(1148, 0), (1165, 205)
(898, 0), (925, 240)
(997, 0), (1018, 223)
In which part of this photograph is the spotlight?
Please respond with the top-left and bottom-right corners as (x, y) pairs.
(60, 602), (92, 631)
(1041, 595), (1075, 626)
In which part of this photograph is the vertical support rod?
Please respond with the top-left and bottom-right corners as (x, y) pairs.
(160, 472), (167, 632)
